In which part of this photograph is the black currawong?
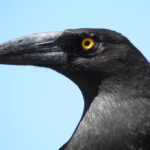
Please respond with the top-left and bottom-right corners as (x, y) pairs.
(0, 28), (150, 150)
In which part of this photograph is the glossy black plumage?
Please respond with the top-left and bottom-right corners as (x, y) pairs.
(0, 28), (150, 150)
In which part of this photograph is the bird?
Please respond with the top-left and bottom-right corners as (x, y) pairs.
(0, 28), (150, 150)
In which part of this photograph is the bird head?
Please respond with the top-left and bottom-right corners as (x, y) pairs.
(0, 28), (148, 99)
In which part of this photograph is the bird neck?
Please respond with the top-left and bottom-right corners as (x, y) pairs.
(74, 72), (107, 113)
(61, 72), (138, 150)
(77, 72), (128, 113)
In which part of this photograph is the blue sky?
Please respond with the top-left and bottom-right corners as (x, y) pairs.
(0, 0), (150, 150)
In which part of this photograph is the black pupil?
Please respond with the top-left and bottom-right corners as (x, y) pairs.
(84, 40), (90, 46)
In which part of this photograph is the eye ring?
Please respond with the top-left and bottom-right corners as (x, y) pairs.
(81, 38), (95, 50)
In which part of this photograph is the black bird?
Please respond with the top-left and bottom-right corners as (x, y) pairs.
(0, 28), (150, 150)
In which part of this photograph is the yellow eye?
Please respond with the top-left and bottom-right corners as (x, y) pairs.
(81, 38), (95, 50)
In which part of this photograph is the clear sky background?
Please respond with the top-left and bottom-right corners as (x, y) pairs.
(0, 0), (150, 150)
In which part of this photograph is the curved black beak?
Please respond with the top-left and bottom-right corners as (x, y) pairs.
(0, 32), (66, 66)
